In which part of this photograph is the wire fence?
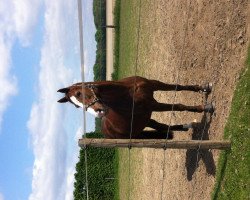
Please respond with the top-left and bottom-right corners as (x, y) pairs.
(122, 0), (220, 200)
(159, 0), (191, 199)
(77, 0), (89, 199)
(77, 0), (223, 200)
(128, 0), (142, 199)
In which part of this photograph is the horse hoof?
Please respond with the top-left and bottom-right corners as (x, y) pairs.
(183, 123), (192, 130)
(202, 83), (213, 94)
(204, 102), (215, 113)
(183, 121), (199, 130)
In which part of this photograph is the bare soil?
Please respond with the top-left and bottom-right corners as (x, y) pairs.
(122, 1), (249, 200)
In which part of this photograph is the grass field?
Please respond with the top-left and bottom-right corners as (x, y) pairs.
(212, 48), (250, 199)
(113, 0), (139, 79)
(113, 0), (152, 79)
(113, 1), (150, 199)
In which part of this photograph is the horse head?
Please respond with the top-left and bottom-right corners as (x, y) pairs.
(57, 83), (106, 118)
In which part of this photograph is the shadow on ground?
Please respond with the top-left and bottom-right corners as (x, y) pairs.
(185, 112), (216, 181)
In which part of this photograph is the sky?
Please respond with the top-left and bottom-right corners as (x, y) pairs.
(0, 0), (96, 200)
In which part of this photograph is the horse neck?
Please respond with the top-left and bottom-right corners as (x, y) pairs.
(96, 83), (130, 104)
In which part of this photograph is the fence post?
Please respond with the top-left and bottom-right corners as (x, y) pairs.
(78, 138), (231, 150)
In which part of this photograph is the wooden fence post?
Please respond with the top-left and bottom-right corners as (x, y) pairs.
(78, 138), (231, 150)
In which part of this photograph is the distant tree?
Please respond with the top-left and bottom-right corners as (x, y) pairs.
(73, 132), (117, 200)
(93, 0), (106, 81)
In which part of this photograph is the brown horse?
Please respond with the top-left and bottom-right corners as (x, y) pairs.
(57, 76), (213, 139)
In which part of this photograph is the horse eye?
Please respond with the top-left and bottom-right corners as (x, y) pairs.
(76, 91), (81, 97)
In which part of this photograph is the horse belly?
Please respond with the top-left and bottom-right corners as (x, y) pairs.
(101, 112), (151, 139)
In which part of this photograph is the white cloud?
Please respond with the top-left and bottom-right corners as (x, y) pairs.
(64, 149), (80, 200)
(0, 0), (42, 45)
(12, 0), (43, 46)
(0, 0), (42, 129)
(27, 0), (96, 200)
(0, 35), (17, 129)
(1, 0), (96, 199)
(0, 192), (4, 200)
(28, 102), (68, 200)
(64, 127), (84, 200)
(27, 4), (73, 200)
(65, 166), (76, 200)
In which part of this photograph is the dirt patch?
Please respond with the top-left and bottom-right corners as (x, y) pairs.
(125, 0), (249, 199)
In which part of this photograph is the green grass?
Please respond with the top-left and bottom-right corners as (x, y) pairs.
(117, 0), (139, 78)
(113, 150), (120, 200)
(212, 48), (250, 199)
(113, 0), (152, 79)
(116, 148), (144, 200)
(113, 1), (149, 199)
(113, 0), (139, 79)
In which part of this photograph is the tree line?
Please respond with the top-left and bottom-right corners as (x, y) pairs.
(74, 133), (118, 200)
(93, 0), (106, 81)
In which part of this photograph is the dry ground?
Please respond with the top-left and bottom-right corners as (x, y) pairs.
(117, 1), (250, 200)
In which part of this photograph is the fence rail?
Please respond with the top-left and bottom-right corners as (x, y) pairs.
(79, 138), (231, 150)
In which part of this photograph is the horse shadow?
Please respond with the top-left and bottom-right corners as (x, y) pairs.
(185, 112), (216, 181)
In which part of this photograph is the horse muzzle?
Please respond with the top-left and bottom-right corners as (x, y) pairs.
(86, 107), (106, 118)
(96, 109), (106, 118)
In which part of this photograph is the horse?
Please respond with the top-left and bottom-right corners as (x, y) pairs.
(57, 76), (213, 139)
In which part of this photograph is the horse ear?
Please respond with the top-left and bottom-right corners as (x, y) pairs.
(57, 88), (69, 93)
(57, 97), (68, 103)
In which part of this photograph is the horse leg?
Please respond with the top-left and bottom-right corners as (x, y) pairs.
(140, 130), (173, 139)
(152, 101), (214, 113)
(149, 80), (212, 93)
(139, 119), (198, 139)
(147, 119), (190, 131)
(138, 119), (190, 139)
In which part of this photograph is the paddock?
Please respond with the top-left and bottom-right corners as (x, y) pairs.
(104, 1), (249, 199)
(77, 0), (250, 199)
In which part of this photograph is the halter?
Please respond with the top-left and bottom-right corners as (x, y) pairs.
(84, 84), (100, 111)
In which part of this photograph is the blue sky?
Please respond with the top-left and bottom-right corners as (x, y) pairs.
(0, 0), (96, 200)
